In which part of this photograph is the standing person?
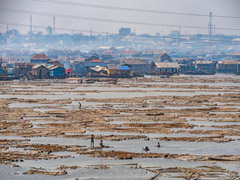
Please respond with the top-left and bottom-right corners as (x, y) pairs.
(79, 102), (81, 109)
(91, 134), (94, 147)
(100, 140), (104, 148)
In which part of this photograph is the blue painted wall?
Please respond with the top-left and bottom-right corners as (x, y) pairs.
(50, 67), (65, 77)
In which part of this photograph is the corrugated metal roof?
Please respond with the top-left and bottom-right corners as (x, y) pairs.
(90, 59), (103, 63)
(31, 54), (49, 60)
(90, 66), (107, 72)
(120, 58), (146, 65)
(159, 53), (168, 57)
(108, 65), (119, 70)
(218, 60), (240, 64)
(195, 60), (214, 64)
(48, 65), (64, 71)
(120, 66), (130, 70)
(32, 64), (47, 69)
(154, 62), (180, 68)
(120, 50), (137, 54)
(228, 52), (240, 56)
(86, 62), (107, 67)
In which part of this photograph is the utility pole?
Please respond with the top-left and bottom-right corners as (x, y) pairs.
(209, 12), (213, 40)
(214, 24), (216, 37)
(30, 15), (32, 35)
(28, 15), (33, 39)
(53, 16), (55, 35)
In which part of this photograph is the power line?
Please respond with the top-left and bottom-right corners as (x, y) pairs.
(1, 7), (240, 31)
(1, 21), (240, 43)
(32, 0), (240, 19)
(0, 21), (104, 34)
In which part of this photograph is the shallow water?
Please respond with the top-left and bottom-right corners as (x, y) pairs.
(1, 78), (240, 179)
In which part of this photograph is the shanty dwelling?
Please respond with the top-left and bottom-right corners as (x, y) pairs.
(85, 54), (100, 63)
(0, 58), (2, 70)
(152, 62), (180, 77)
(85, 59), (107, 68)
(217, 60), (240, 74)
(85, 59), (108, 77)
(194, 60), (216, 75)
(120, 58), (151, 76)
(32, 65), (50, 79)
(48, 65), (66, 79)
(107, 65), (131, 78)
(119, 66), (131, 77)
(48, 60), (64, 68)
(30, 54), (50, 65)
(85, 59), (107, 77)
(157, 53), (173, 62)
(0, 69), (3, 79)
(140, 49), (164, 59)
(69, 58), (87, 77)
(14, 62), (33, 79)
(177, 58), (196, 74)
(227, 52), (240, 60)
(87, 66), (108, 77)
(0, 58), (6, 79)
(107, 65), (119, 77)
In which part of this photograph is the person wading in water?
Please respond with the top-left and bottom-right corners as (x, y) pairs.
(91, 134), (94, 147)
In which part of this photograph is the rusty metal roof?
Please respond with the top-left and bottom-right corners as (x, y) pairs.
(153, 62), (180, 68)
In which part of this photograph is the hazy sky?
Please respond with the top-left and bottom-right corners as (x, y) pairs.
(0, 0), (240, 35)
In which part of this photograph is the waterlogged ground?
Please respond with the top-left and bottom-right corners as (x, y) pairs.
(0, 75), (240, 179)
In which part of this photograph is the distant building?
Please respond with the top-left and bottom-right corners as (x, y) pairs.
(119, 28), (131, 36)
(0, 58), (2, 68)
(120, 58), (151, 76)
(32, 64), (50, 79)
(217, 60), (240, 74)
(120, 49), (137, 58)
(48, 60), (64, 68)
(152, 62), (179, 76)
(141, 49), (164, 59)
(0, 69), (3, 78)
(85, 59), (108, 77)
(6, 67), (14, 77)
(227, 52), (240, 60)
(194, 60), (216, 74)
(169, 30), (181, 37)
(85, 54), (100, 63)
(87, 66), (108, 77)
(31, 54), (50, 65)
(85, 59), (107, 68)
(46, 26), (52, 36)
(101, 54), (113, 61)
(0, 58), (4, 78)
(178, 58), (196, 74)
(69, 58), (87, 76)
(14, 62), (33, 78)
(107, 65), (131, 78)
(157, 53), (173, 62)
